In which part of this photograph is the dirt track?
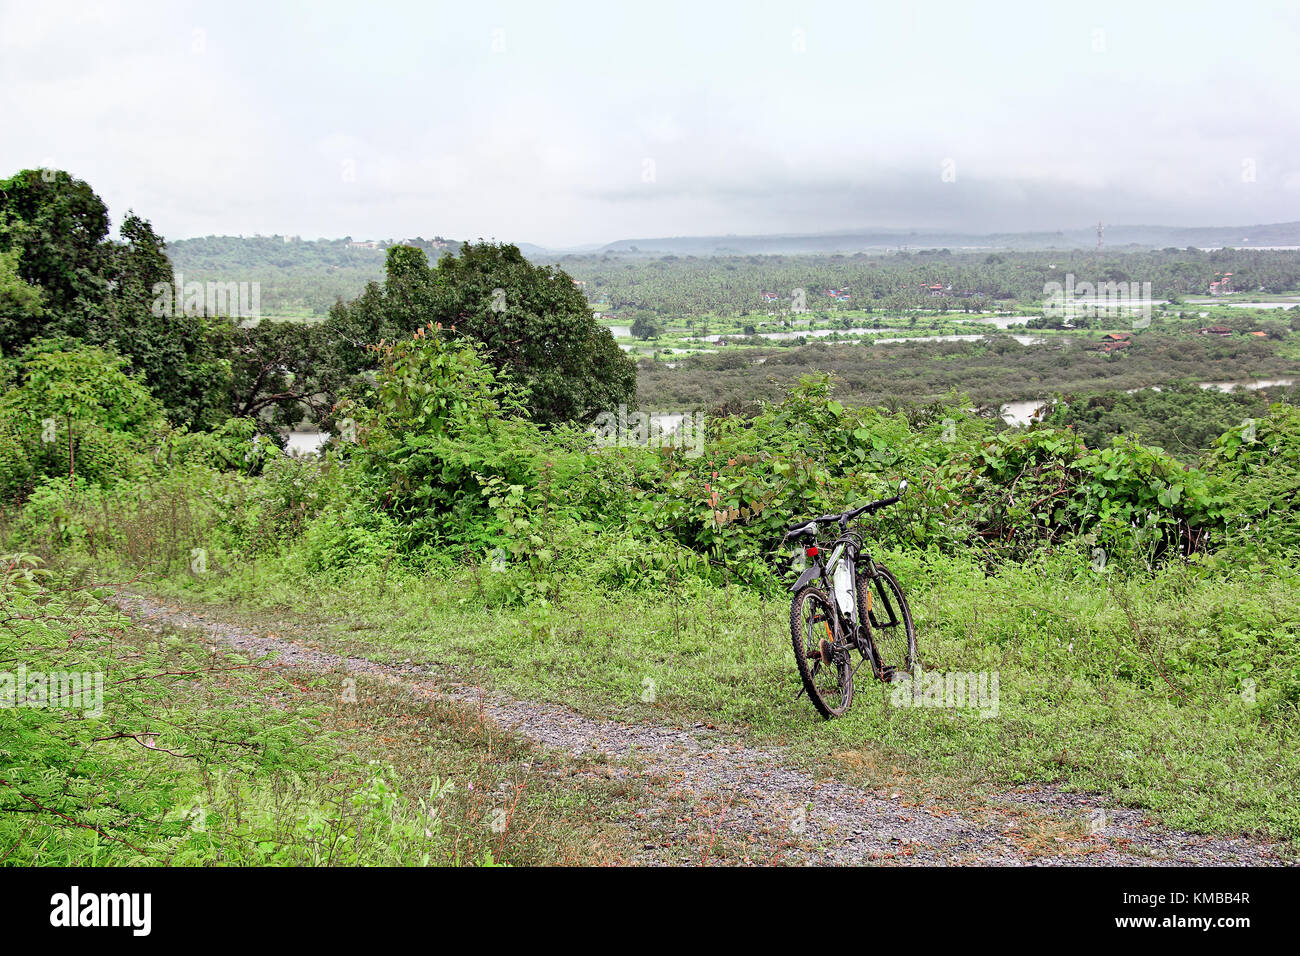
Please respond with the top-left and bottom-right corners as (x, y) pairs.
(111, 590), (1288, 866)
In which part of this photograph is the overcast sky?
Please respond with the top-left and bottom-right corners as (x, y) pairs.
(3, 0), (1297, 247)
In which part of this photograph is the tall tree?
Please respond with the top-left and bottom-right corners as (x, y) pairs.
(0, 169), (109, 329)
(0, 170), (227, 427)
(327, 242), (636, 424)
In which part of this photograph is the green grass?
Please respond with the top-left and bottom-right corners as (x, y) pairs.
(131, 547), (1300, 849)
(0, 563), (648, 866)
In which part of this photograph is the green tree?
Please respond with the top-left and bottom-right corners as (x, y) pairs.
(0, 169), (109, 324)
(0, 340), (161, 492)
(328, 242), (636, 424)
(0, 170), (227, 428)
(0, 247), (45, 350)
(630, 311), (663, 340)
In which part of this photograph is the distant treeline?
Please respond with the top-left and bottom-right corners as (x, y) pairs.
(162, 239), (1300, 320)
(555, 248), (1300, 317)
(167, 235), (461, 315)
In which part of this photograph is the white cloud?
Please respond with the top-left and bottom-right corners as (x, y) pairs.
(2, 0), (1297, 246)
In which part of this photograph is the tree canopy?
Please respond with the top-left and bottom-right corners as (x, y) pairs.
(327, 242), (636, 423)
(0, 170), (227, 428)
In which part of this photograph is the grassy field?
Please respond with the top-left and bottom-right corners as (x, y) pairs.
(119, 545), (1300, 849)
(0, 563), (650, 865)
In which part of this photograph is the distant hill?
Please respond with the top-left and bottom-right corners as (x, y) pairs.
(592, 223), (1300, 256)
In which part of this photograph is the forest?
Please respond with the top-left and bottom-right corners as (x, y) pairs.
(167, 233), (1300, 320)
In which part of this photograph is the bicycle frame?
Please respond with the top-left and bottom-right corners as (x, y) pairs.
(790, 521), (887, 659)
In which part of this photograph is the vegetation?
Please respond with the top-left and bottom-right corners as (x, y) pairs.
(166, 234), (461, 319)
(161, 234), (1300, 322)
(557, 247), (1300, 318)
(637, 333), (1295, 423)
(0, 555), (641, 865)
(1047, 381), (1299, 462)
(327, 243), (635, 424)
(6, 326), (1300, 853)
(4, 169), (1300, 864)
(0, 170), (228, 428)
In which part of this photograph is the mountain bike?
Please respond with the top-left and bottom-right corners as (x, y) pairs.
(783, 481), (917, 719)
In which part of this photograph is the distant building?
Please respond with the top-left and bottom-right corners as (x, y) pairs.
(1090, 335), (1132, 353)
(1209, 272), (1234, 295)
(1198, 325), (1234, 336)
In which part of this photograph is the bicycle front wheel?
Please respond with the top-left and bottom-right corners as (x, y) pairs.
(790, 586), (853, 719)
(858, 565), (917, 679)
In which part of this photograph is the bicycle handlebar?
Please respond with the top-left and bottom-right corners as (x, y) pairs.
(784, 493), (902, 535)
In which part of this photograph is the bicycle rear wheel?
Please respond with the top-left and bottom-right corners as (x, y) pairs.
(858, 565), (917, 679)
(790, 586), (853, 718)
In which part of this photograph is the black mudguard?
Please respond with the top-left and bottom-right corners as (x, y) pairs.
(790, 562), (824, 593)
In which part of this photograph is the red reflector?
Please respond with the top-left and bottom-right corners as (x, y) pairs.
(805, 546), (819, 557)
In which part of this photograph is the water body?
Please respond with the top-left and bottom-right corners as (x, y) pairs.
(875, 333), (1045, 346)
(1000, 400), (1050, 427)
(651, 413), (687, 433)
(696, 329), (1045, 346)
(1190, 302), (1299, 310)
(285, 431), (330, 456)
(697, 327), (903, 343)
(1062, 299), (1168, 309)
(1198, 378), (1294, 393)
(962, 315), (1033, 328)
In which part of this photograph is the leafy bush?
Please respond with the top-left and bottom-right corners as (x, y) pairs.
(0, 340), (162, 498)
(1204, 404), (1300, 558)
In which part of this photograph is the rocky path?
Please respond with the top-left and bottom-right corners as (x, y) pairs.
(110, 590), (1287, 866)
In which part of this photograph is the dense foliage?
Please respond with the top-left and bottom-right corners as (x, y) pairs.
(1047, 380), (1298, 462)
(554, 247), (1300, 317)
(0, 170), (228, 428)
(638, 332), (1294, 418)
(328, 243), (635, 424)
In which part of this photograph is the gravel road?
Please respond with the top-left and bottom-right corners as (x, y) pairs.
(110, 590), (1288, 867)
